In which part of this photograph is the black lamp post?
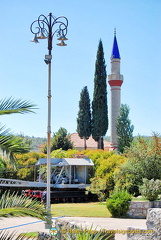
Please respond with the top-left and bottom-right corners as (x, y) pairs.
(30, 13), (68, 225)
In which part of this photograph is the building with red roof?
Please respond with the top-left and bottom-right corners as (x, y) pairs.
(70, 133), (112, 151)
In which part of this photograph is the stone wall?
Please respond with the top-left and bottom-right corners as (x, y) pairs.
(127, 208), (161, 240)
(127, 201), (161, 218)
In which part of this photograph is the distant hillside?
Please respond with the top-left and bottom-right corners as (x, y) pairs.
(104, 136), (110, 141)
(20, 135), (152, 152)
(20, 136), (47, 152)
(104, 135), (152, 143)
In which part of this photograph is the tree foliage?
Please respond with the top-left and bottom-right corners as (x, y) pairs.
(1, 152), (46, 181)
(92, 40), (108, 149)
(1, 135), (32, 167)
(86, 177), (107, 202)
(77, 86), (91, 149)
(0, 158), (5, 178)
(83, 149), (127, 197)
(96, 154), (127, 192)
(114, 134), (161, 195)
(43, 127), (73, 153)
(18, 135), (46, 151)
(116, 104), (134, 153)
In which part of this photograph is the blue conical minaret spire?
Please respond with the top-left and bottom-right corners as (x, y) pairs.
(111, 28), (120, 59)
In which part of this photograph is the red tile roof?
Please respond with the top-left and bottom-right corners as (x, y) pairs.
(70, 133), (111, 150)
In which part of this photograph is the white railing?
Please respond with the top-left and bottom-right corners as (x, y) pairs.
(0, 178), (47, 187)
(0, 178), (89, 188)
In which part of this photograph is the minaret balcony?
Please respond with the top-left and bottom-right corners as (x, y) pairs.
(108, 77), (123, 87)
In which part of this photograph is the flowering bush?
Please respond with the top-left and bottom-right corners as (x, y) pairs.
(139, 178), (161, 201)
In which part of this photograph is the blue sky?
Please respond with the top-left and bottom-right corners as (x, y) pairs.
(0, 0), (160, 138)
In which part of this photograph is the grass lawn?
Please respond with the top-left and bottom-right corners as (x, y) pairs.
(51, 202), (111, 218)
(132, 196), (149, 201)
(132, 195), (161, 201)
(20, 232), (38, 237)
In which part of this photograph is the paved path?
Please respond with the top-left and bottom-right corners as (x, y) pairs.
(63, 217), (147, 240)
(0, 216), (147, 240)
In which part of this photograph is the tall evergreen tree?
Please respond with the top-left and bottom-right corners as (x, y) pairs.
(77, 86), (91, 149)
(92, 39), (108, 149)
(116, 104), (134, 153)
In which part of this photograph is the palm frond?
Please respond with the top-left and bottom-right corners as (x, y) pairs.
(0, 125), (13, 145)
(0, 191), (48, 223)
(0, 97), (36, 115)
(0, 97), (36, 164)
(2, 136), (31, 154)
(0, 231), (35, 239)
(0, 126), (31, 166)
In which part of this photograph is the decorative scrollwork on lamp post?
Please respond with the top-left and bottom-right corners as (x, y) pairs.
(30, 13), (68, 224)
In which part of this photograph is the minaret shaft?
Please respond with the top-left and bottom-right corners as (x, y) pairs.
(110, 86), (121, 147)
(111, 59), (120, 74)
(108, 33), (123, 149)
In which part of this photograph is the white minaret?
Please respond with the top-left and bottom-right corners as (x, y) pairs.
(108, 30), (123, 149)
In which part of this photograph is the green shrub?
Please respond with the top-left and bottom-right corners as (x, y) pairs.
(106, 190), (132, 217)
(86, 177), (106, 201)
(139, 178), (161, 201)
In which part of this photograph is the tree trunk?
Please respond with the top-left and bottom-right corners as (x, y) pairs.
(84, 138), (87, 150)
(97, 136), (104, 149)
(101, 137), (104, 150)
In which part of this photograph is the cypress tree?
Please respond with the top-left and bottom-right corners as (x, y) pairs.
(116, 104), (134, 153)
(77, 86), (91, 149)
(92, 39), (108, 149)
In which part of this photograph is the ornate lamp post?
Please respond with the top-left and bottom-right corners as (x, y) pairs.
(30, 13), (68, 220)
